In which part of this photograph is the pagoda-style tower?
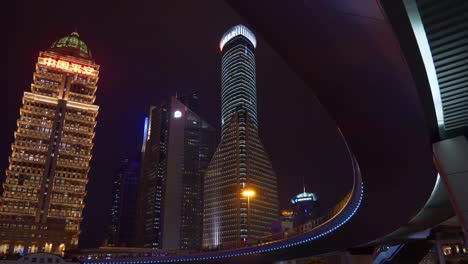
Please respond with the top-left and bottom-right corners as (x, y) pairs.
(0, 32), (99, 255)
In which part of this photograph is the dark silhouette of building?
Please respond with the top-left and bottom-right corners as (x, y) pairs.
(203, 25), (279, 249)
(271, 210), (294, 236)
(108, 157), (139, 247)
(137, 93), (215, 250)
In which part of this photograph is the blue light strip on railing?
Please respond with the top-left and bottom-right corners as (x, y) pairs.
(86, 183), (363, 264)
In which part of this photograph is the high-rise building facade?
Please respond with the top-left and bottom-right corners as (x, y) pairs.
(108, 157), (139, 247)
(0, 32), (99, 255)
(176, 91), (199, 114)
(137, 94), (215, 250)
(203, 25), (279, 249)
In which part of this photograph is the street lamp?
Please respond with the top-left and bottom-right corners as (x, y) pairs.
(242, 189), (255, 244)
(242, 189), (255, 198)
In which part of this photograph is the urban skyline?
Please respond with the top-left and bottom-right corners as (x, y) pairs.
(3, 1), (468, 263)
(3, 0), (354, 250)
(0, 25), (325, 253)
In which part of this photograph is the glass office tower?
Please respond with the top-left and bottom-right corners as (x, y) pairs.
(203, 25), (279, 249)
(137, 94), (215, 250)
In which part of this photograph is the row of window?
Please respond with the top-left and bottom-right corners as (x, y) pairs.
(0, 206), (36, 215)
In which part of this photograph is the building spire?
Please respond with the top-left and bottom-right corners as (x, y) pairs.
(302, 175), (306, 193)
(72, 26), (79, 37)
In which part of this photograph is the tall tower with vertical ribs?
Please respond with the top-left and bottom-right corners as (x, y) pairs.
(0, 32), (99, 255)
(203, 25), (279, 249)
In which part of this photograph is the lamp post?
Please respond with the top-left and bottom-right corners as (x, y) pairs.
(242, 189), (255, 244)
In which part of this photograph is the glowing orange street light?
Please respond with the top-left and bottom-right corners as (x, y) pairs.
(242, 189), (255, 244)
(242, 189), (255, 198)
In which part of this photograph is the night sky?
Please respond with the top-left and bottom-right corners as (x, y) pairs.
(3, 0), (352, 248)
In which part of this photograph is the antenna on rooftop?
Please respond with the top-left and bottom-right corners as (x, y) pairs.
(72, 26), (79, 37)
(302, 175), (306, 193)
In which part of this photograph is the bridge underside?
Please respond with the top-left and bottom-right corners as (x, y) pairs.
(224, 0), (437, 260)
(84, 0), (448, 263)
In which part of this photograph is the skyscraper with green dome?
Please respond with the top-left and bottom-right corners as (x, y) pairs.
(0, 32), (100, 255)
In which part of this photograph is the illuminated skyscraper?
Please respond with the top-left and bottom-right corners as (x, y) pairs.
(137, 94), (215, 250)
(0, 32), (99, 255)
(203, 25), (279, 249)
(291, 190), (319, 226)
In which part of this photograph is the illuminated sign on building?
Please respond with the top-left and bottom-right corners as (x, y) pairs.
(39, 57), (97, 76)
(142, 117), (149, 153)
(291, 192), (317, 204)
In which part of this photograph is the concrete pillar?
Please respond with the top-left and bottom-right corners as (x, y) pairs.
(435, 233), (446, 264)
(433, 136), (468, 246)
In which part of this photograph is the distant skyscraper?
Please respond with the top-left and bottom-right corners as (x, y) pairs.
(291, 189), (319, 226)
(0, 32), (99, 255)
(108, 157), (139, 247)
(203, 25), (279, 249)
(137, 94), (215, 250)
